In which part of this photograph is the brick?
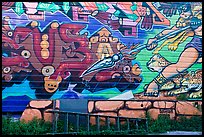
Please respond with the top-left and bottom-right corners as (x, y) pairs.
(147, 108), (175, 120)
(153, 101), (175, 108)
(176, 116), (193, 120)
(126, 101), (152, 109)
(20, 108), (42, 122)
(88, 101), (94, 112)
(44, 109), (54, 122)
(176, 101), (202, 115)
(29, 100), (52, 108)
(90, 112), (117, 125)
(95, 101), (124, 111)
(55, 100), (60, 109)
(118, 109), (146, 118)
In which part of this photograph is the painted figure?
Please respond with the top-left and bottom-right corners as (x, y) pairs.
(144, 2), (202, 97)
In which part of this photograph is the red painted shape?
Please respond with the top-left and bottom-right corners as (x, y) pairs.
(47, 23), (94, 80)
(2, 34), (20, 49)
(2, 2), (15, 10)
(13, 27), (33, 43)
(50, 47), (93, 80)
(32, 27), (44, 63)
(59, 24), (88, 47)
(2, 56), (29, 67)
(95, 69), (116, 82)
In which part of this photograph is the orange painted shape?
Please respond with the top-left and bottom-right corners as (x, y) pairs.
(44, 76), (62, 93)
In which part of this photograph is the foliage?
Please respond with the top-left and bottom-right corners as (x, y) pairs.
(176, 94), (188, 101)
(2, 114), (202, 135)
(147, 114), (202, 133)
(148, 114), (173, 133)
(2, 116), (52, 135)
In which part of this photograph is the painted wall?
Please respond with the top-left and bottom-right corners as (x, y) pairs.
(2, 2), (202, 113)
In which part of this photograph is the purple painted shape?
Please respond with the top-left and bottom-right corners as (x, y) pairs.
(2, 9), (31, 29)
(120, 25), (137, 37)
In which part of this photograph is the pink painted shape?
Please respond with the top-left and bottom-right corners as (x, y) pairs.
(81, 2), (98, 11)
(72, 7), (79, 21)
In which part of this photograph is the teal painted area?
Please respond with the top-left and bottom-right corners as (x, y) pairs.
(132, 49), (158, 94)
(2, 80), (36, 99)
(82, 88), (121, 99)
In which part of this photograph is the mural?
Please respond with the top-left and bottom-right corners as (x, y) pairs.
(2, 2), (202, 114)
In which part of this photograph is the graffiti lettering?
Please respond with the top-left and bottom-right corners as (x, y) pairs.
(159, 108), (173, 113)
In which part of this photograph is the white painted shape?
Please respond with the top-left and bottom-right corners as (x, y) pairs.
(108, 90), (134, 100)
(23, 2), (38, 14)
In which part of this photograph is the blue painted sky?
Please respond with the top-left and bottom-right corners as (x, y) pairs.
(2, 9), (159, 46)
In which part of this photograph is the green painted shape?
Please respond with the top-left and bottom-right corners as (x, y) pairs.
(131, 4), (137, 11)
(96, 3), (109, 11)
(49, 2), (60, 13)
(113, 10), (121, 17)
(126, 13), (138, 21)
(37, 2), (60, 13)
(37, 2), (50, 11)
(14, 2), (24, 16)
(62, 2), (70, 14)
(112, 4), (127, 18)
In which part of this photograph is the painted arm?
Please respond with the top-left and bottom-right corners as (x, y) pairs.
(146, 25), (179, 50)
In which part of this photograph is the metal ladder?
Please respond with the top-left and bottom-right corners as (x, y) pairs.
(46, 110), (148, 135)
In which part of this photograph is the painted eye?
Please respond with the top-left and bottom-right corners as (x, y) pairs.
(21, 50), (31, 59)
(123, 65), (131, 73)
(7, 31), (13, 37)
(3, 67), (11, 73)
(91, 10), (98, 16)
(119, 18), (123, 25)
(42, 66), (55, 76)
(112, 73), (121, 79)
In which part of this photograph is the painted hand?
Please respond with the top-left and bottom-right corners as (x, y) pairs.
(168, 43), (178, 51)
(146, 38), (158, 50)
(141, 14), (153, 30)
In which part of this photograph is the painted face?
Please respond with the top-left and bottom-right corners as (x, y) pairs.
(44, 76), (62, 93)
(180, 11), (192, 19)
(179, 4), (192, 19)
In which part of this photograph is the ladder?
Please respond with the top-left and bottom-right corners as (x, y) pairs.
(46, 110), (148, 135)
